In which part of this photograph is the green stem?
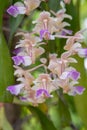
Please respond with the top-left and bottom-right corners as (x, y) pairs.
(76, 0), (81, 30)
(0, 1), (9, 31)
(0, 4), (4, 31)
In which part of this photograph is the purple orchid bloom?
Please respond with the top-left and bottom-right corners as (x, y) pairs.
(7, 5), (20, 17)
(69, 70), (80, 80)
(77, 48), (87, 57)
(40, 29), (54, 40)
(13, 48), (22, 55)
(36, 89), (52, 98)
(7, 84), (24, 95)
(12, 56), (32, 66)
(68, 86), (85, 96)
(61, 29), (73, 36)
(20, 97), (27, 101)
(60, 70), (80, 81)
(7, 2), (26, 17)
(74, 86), (85, 95)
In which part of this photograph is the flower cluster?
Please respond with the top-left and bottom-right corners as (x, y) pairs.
(7, 0), (45, 17)
(7, 0), (86, 106)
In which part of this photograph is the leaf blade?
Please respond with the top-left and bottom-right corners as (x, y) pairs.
(0, 33), (14, 102)
(29, 106), (58, 130)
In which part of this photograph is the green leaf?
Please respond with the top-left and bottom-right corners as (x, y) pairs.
(9, 15), (24, 47)
(0, 1), (10, 30)
(57, 90), (72, 128)
(66, 0), (80, 32)
(29, 106), (58, 130)
(66, 1), (87, 128)
(73, 57), (87, 128)
(13, 0), (20, 3)
(40, 1), (49, 11)
(0, 33), (14, 102)
(48, 0), (60, 12)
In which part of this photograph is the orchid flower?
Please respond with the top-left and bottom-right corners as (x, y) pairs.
(12, 55), (32, 66)
(67, 81), (85, 96)
(7, 2), (26, 17)
(60, 69), (80, 81)
(7, 84), (24, 95)
(33, 74), (56, 98)
(7, 0), (43, 17)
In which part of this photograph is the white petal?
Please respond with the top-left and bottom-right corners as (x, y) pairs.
(60, 71), (69, 79)
(23, 56), (32, 66)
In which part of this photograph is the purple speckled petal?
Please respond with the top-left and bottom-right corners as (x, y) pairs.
(70, 70), (80, 80)
(61, 29), (73, 36)
(77, 48), (87, 57)
(7, 5), (19, 17)
(40, 29), (44, 39)
(61, 31), (67, 36)
(13, 48), (22, 55)
(60, 70), (80, 81)
(36, 89), (51, 98)
(12, 56), (32, 66)
(7, 4), (26, 17)
(68, 86), (85, 96)
(75, 86), (85, 95)
(12, 56), (24, 65)
(20, 97), (27, 101)
(40, 29), (50, 40)
(7, 84), (24, 95)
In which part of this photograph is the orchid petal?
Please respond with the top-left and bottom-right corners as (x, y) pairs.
(7, 84), (24, 95)
(40, 29), (50, 40)
(12, 56), (32, 66)
(36, 89), (52, 98)
(60, 70), (80, 80)
(75, 86), (85, 95)
(7, 2), (26, 17)
(7, 5), (19, 17)
(77, 48), (87, 57)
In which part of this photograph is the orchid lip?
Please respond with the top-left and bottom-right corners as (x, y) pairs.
(77, 48), (87, 57)
(40, 29), (51, 40)
(36, 89), (51, 98)
(7, 84), (24, 95)
(75, 86), (85, 95)
(60, 70), (80, 81)
(7, 5), (19, 17)
(12, 56), (32, 66)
